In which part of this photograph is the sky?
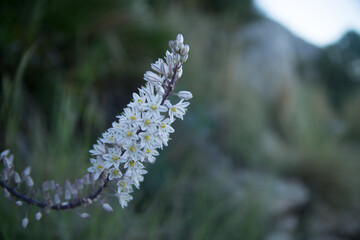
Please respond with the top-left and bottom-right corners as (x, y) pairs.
(254, 0), (360, 47)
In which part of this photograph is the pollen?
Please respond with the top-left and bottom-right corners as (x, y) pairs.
(113, 170), (119, 175)
(112, 156), (118, 161)
(151, 105), (157, 110)
(130, 146), (135, 152)
(127, 131), (132, 137)
(171, 107), (177, 112)
(129, 160), (135, 166)
(145, 119), (150, 125)
(145, 135), (150, 140)
(160, 123), (166, 128)
(97, 165), (103, 169)
(120, 181), (126, 187)
(130, 116), (136, 121)
(146, 148), (151, 153)
(110, 136), (114, 141)
(138, 99), (143, 104)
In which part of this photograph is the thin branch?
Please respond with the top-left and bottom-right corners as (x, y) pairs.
(0, 177), (109, 210)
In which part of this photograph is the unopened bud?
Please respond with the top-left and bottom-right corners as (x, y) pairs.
(14, 172), (21, 184)
(80, 213), (90, 219)
(15, 201), (23, 206)
(64, 189), (71, 200)
(25, 176), (34, 187)
(156, 86), (165, 95)
(23, 166), (31, 177)
(3, 189), (10, 198)
(176, 67), (183, 78)
(181, 53), (189, 62)
(176, 34), (184, 43)
(175, 53), (181, 62)
(22, 218), (29, 228)
(54, 194), (61, 204)
(102, 203), (113, 212)
(178, 91), (193, 100)
(35, 212), (42, 221)
(3, 155), (13, 168)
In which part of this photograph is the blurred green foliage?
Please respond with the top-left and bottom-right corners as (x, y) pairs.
(1, 0), (360, 239)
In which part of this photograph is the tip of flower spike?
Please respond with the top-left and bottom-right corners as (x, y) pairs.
(176, 34), (184, 43)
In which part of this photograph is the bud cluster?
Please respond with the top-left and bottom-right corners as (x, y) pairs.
(0, 34), (192, 227)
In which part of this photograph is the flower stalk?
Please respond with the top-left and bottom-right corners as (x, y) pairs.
(0, 34), (191, 227)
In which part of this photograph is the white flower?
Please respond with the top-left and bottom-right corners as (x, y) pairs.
(143, 147), (159, 163)
(123, 142), (144, 161)
(144, 94), (167, 117)
(117, 192), (133, 208)
(108, 167), (122, 180)
(138, 131), (162, 149)
(157, 118), (175, 146)
(117, 177), (134, 193)
(116, 123), (139, 144)
(103, 147), (125, 168)
(118, 107), (141, 124)
(87, 157), (110, 180)
(100, 130), (118, 144)
(158, 118), (175, 135)
(165, 99), (190, 120)
(128, 93), (147, 111)
(140, 112), (163, 132)
(89, 140), (107, 156)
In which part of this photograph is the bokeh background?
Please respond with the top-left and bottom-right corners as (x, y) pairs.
(1, 0), (360, 239)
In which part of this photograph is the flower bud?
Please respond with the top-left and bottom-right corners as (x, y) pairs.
(25, 176), (34, 187)
(14, 172), (21, 184)
(35, 212), (42, 221)
(22, 218), (29, 228)
(54, 193), (61, 204)
(64, 189), (71, 200)
(176, 34), (184, 43)
(80, 213), (90, 219)
(156, 85), (165, 95)
(176, 67), (183, 78)
(15, 201), (23, 206)
(169, 40), (175, 49)
(102, 203), (113, 212)
(178, 91), (193, 100)
(3, 189), (10, 198)
(23, 166), (31, 176)
(181, 53), (189, 62)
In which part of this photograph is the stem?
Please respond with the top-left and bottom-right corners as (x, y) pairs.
(0, 177), (109, 210)
(161, 62), (180, 105)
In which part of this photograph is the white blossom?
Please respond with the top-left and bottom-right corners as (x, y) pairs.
(85, 33), (192, 208)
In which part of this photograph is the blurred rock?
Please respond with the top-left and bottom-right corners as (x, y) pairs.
(307, 203), (360, 239)
(231, 19), (320, 103)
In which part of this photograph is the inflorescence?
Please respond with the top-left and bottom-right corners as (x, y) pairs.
(0, 34), (191, 228)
